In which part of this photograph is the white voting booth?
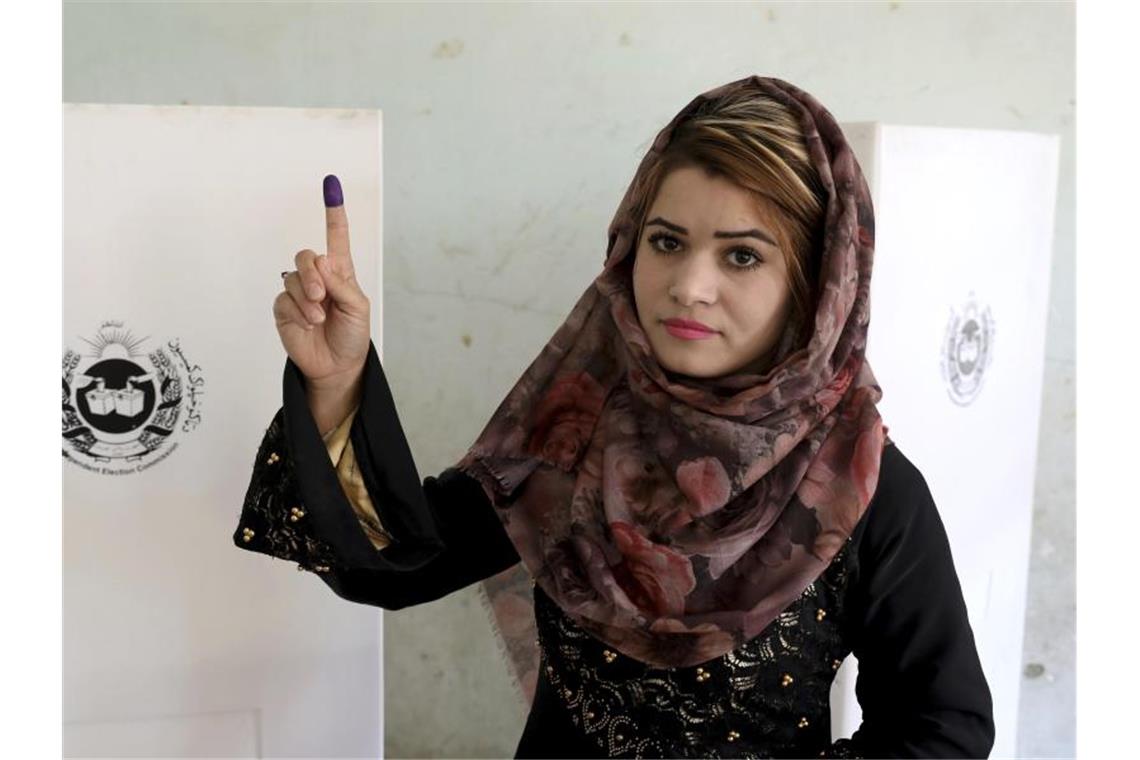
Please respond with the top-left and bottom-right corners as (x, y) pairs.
(63, 105), (1057, 758)
(63, 104), (387, 757)
(828, 123), (1059, 759)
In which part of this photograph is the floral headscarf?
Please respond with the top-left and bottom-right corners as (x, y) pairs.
(457, 75), (888, 691)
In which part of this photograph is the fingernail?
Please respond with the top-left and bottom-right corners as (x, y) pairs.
(307, 282), (323, 299)
(323, 175), (343, 207)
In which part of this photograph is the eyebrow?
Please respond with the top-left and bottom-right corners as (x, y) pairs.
(645, 216), (778, 247)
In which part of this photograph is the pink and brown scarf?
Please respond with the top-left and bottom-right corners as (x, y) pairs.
(456, 75), (889, 703)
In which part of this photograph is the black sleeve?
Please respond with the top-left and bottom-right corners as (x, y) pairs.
(832, 443), (996, 759)
(232, 338), (520, 609)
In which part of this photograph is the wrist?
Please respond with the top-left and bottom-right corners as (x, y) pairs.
(306, 365), (364, 437)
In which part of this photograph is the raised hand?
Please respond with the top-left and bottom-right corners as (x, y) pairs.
(273, 175), (371, 394)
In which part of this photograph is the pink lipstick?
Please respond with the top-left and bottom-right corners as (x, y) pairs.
(662, 318), (718, 341)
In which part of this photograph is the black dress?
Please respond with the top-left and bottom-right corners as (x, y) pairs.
(233, 340), (995, 759)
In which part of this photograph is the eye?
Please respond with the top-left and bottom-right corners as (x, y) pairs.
(648, 231), (683, 254)
(646, 232), (763, 271)
(728, 249), (763, 269)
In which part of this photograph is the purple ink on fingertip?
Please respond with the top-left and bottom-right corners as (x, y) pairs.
(323, 175), (343, 208)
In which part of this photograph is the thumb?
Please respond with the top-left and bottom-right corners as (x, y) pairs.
(317, 254), (368, 314)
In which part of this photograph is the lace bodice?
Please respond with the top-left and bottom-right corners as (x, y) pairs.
(533, 541), (862, 759)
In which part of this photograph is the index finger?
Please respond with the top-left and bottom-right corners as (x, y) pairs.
(323, 174), (353, 273)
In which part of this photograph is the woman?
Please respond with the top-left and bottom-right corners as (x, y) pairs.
(235, 75), (995, 758)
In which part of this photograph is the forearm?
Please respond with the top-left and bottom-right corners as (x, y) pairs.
(316, 468), (522, 610)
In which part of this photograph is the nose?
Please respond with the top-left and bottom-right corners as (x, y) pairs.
(667, 252), (719, 307)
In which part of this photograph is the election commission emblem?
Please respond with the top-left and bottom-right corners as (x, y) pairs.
(941, 292), (995, 407)
(63, 321), (204, 475)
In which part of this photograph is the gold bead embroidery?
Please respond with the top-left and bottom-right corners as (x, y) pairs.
(243, 410), (340, 577)
(528, 539), (856, 757)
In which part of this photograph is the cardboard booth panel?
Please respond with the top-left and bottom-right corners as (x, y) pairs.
(829, 123), (1059, 758)
(63, 103), (385, 758)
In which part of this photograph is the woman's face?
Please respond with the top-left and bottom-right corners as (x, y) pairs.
(632, 165), (794, 380)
